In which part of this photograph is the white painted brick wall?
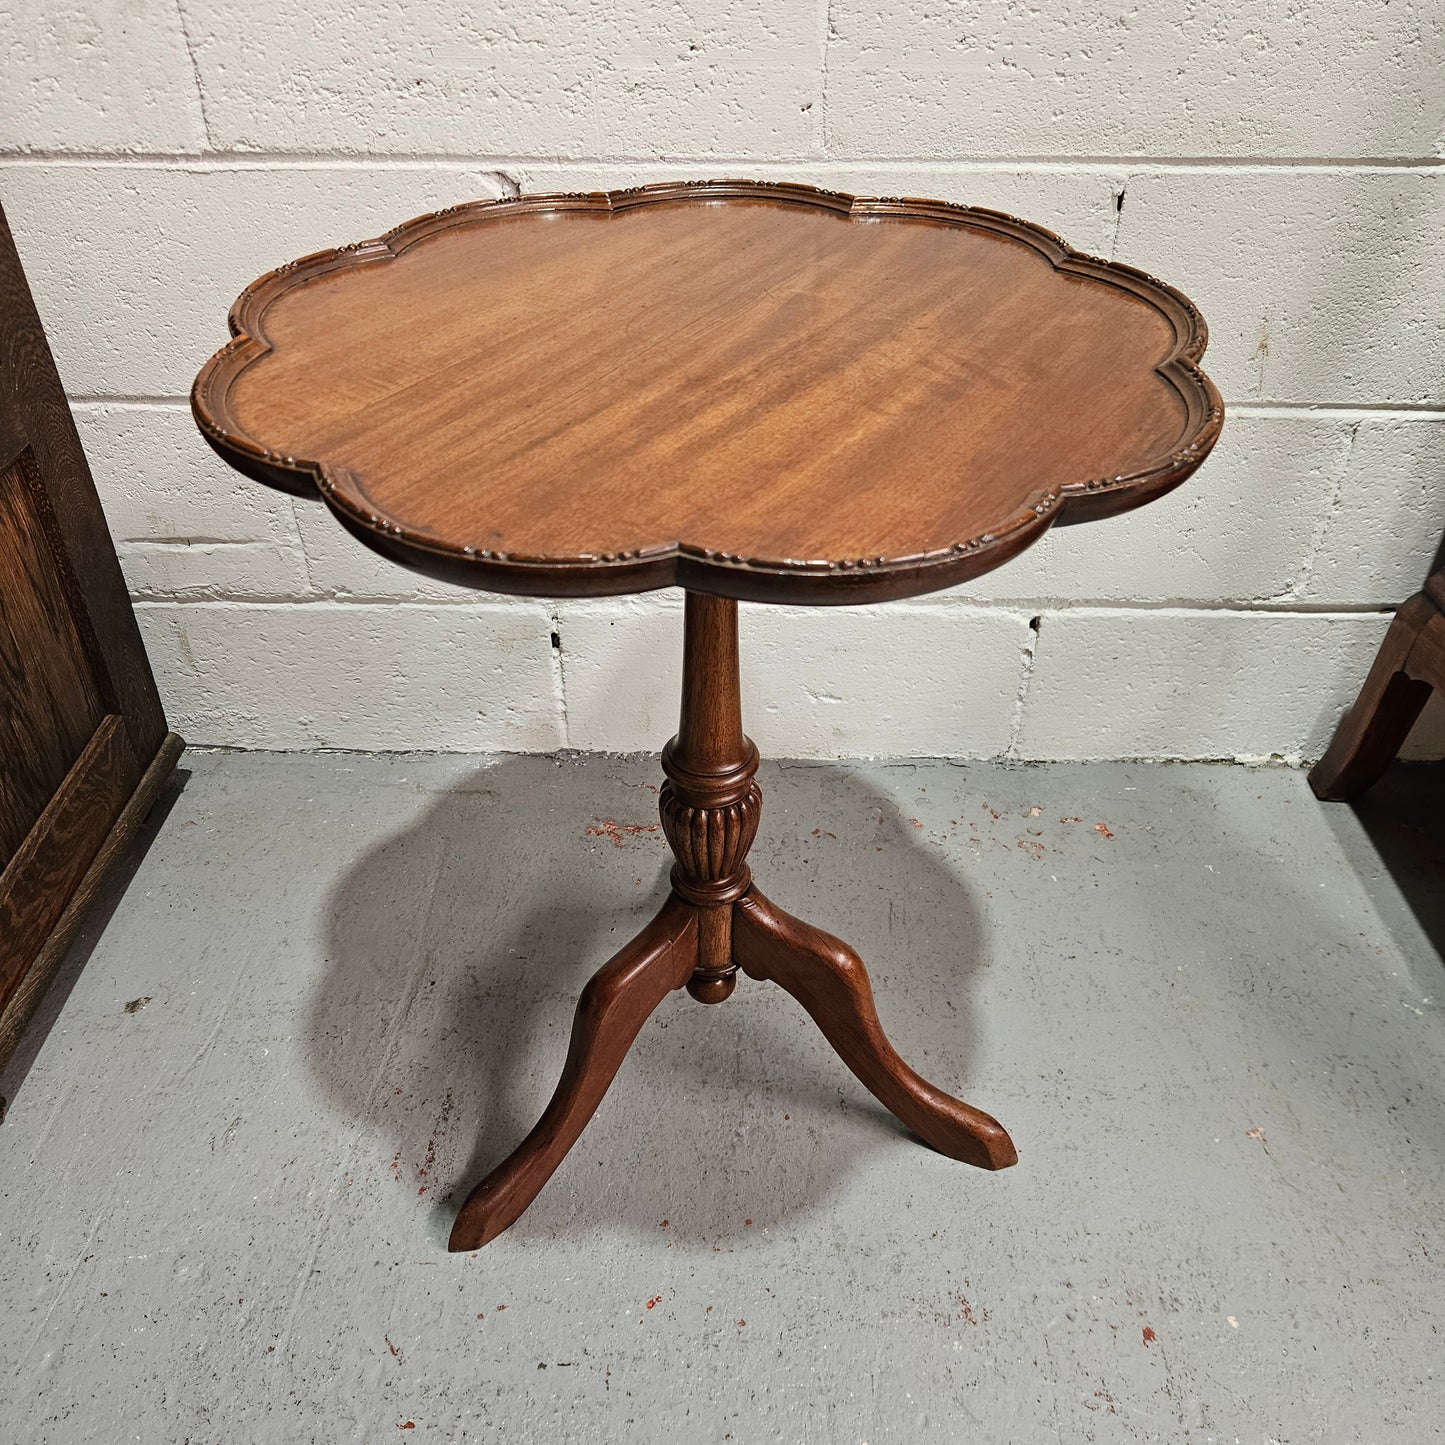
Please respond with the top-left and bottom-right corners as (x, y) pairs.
(557, 598), (1032, 757)
(3, 2), (1442, 761)
(135, 602), (562, 751)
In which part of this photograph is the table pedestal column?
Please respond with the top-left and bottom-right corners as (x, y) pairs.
(447, 592), (1016, 1252)
(660, 593), (760, 1005)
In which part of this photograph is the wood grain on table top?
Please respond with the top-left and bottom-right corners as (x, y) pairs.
(195, 182), (1222, 603)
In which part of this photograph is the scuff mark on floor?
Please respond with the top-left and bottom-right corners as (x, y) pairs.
(586, 818), (663, 847)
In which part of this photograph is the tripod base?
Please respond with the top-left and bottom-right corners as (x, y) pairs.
(448, 593), (1016, 1252)
(448, 885), (1015, 1252)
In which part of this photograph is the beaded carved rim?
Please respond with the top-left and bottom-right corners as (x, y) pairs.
(192, 178), (1224, 603)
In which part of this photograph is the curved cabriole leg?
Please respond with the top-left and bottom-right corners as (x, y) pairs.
(448, 895), (699, 1251)
(732, 888), (1017, 1171)
(1309, 591), (1438, 801)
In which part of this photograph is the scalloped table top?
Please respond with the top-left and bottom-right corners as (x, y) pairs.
(193, 180), (1222, 603)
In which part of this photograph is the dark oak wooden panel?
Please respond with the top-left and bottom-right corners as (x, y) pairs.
(0, 715), (136, 1004)
(193, 179), (1223, 604)
(0, 732), (183, 1072)
(0, 198), (181, 1070)
(0, 447), (107, 864)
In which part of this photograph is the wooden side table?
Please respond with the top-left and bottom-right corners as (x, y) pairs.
(193, 181), (1222, 1250)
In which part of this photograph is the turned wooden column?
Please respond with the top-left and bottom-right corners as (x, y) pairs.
(659, 593), (762, 1004)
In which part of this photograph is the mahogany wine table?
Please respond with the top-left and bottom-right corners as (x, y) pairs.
(193, 180), (1223, 1250)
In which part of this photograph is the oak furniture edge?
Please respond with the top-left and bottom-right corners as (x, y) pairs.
(1309, 575), (1445, 800)
(0, 731), (184, 1078)
(1, 196), (181, 1080)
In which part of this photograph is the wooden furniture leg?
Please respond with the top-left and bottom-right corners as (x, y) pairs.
(448, 895), (698, 1251)
(449, 592), (1014, 1250)
(733, 888), (1017, 1170)
(1309, 584), (1444, 801)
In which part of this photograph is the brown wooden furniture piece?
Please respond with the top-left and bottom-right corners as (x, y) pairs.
(193, 180), (1222, 1249)
(1310, 562), (1445, 800)
(0, 201), (183, 1079)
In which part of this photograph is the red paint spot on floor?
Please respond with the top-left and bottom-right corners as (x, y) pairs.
(660, 1219), (669, 1228)
(645, 1296), (661, 1310)
(982, 803), (1001, 820)
(386, 1336), (401, 1358)
(1060, 815), (1082, 824)
(410, 1090), (455, 1192)
(399, 1423), (415, 1431)
(496, 1304), (507, 1312)
(1142, 1326), (1157, 1346)
(586, 818), (662, 848)
(1094, 822), (1115, 839)
(737, 1319), (746, 1327)
(744, 1219), (752, 1227)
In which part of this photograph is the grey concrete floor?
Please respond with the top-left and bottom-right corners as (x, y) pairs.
(2, 752), (1443, 1444)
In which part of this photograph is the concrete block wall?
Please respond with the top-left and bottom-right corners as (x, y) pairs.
(3, 1), (1443, 760)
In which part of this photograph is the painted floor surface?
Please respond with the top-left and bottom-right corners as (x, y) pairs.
(2, 752), (1443, 1445)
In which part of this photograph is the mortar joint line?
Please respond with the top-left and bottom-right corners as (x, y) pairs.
(1108, 170), (1134, 260)
(287, 495), (327, 599)
(4, 151), (1444, 172)
(818, 0), (834, 156)
(547, 602), (571, 749)
(1262, 417), (1361, 605)
(172, 0), (214, 152)
(1004, 613), (1043, 760)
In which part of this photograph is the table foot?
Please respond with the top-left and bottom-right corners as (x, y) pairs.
(733, 887), (1018, 1171)
(447, 894), (698, 1252)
